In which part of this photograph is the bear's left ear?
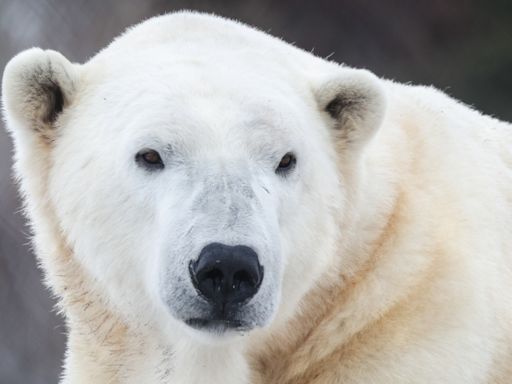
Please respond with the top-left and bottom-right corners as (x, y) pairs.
(2, 48), (79, 142)
(315, 69), (386, 152)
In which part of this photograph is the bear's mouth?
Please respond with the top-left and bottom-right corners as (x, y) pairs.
(185, 317), (250, 333)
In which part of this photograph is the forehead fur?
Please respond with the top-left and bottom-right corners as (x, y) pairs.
(86, 11), (336, 81)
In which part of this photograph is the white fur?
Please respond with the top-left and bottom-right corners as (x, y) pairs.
(2, 11), (511, 384)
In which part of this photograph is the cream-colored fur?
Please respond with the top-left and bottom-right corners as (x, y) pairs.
(2, 11), (511, 384)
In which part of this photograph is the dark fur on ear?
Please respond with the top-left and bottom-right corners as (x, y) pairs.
(316, 69), (386, 151)
(2, 48), (78, 141)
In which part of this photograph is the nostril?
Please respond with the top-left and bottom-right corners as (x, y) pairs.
(200, 268), (224, 293)
(233, 270), (255, 288)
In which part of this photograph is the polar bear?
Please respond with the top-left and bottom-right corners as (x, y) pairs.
(2, 11), (512, 384)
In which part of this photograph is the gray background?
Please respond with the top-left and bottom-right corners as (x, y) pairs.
(1, 1), (511, 383)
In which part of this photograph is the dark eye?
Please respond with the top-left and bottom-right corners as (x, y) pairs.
(135, 148), (164, 170)
(276, 152), (296, 175)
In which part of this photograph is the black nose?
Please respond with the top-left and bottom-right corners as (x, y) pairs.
(190, 243), (263, 306)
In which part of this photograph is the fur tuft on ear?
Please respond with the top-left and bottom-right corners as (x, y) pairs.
(2, 48), (79, 141)
(315, 69), (386, 151)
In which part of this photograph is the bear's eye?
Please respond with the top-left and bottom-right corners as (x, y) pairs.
(135, 148), (164, 170)
(276, 152), (296, 175)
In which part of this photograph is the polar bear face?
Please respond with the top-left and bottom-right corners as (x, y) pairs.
(2, 13), (385, 343)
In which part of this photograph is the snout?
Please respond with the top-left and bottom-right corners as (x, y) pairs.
(161, 243), (279, 335)
(189, 243), (263, 307)
(157, 171), (282, 335)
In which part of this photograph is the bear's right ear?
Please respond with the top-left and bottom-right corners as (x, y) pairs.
(2, 48), (79, 142)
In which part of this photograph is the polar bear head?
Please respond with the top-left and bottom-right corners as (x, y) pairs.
(2, 12), (385, 343)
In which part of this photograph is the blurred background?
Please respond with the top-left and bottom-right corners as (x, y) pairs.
(0, 1), (511, 383)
